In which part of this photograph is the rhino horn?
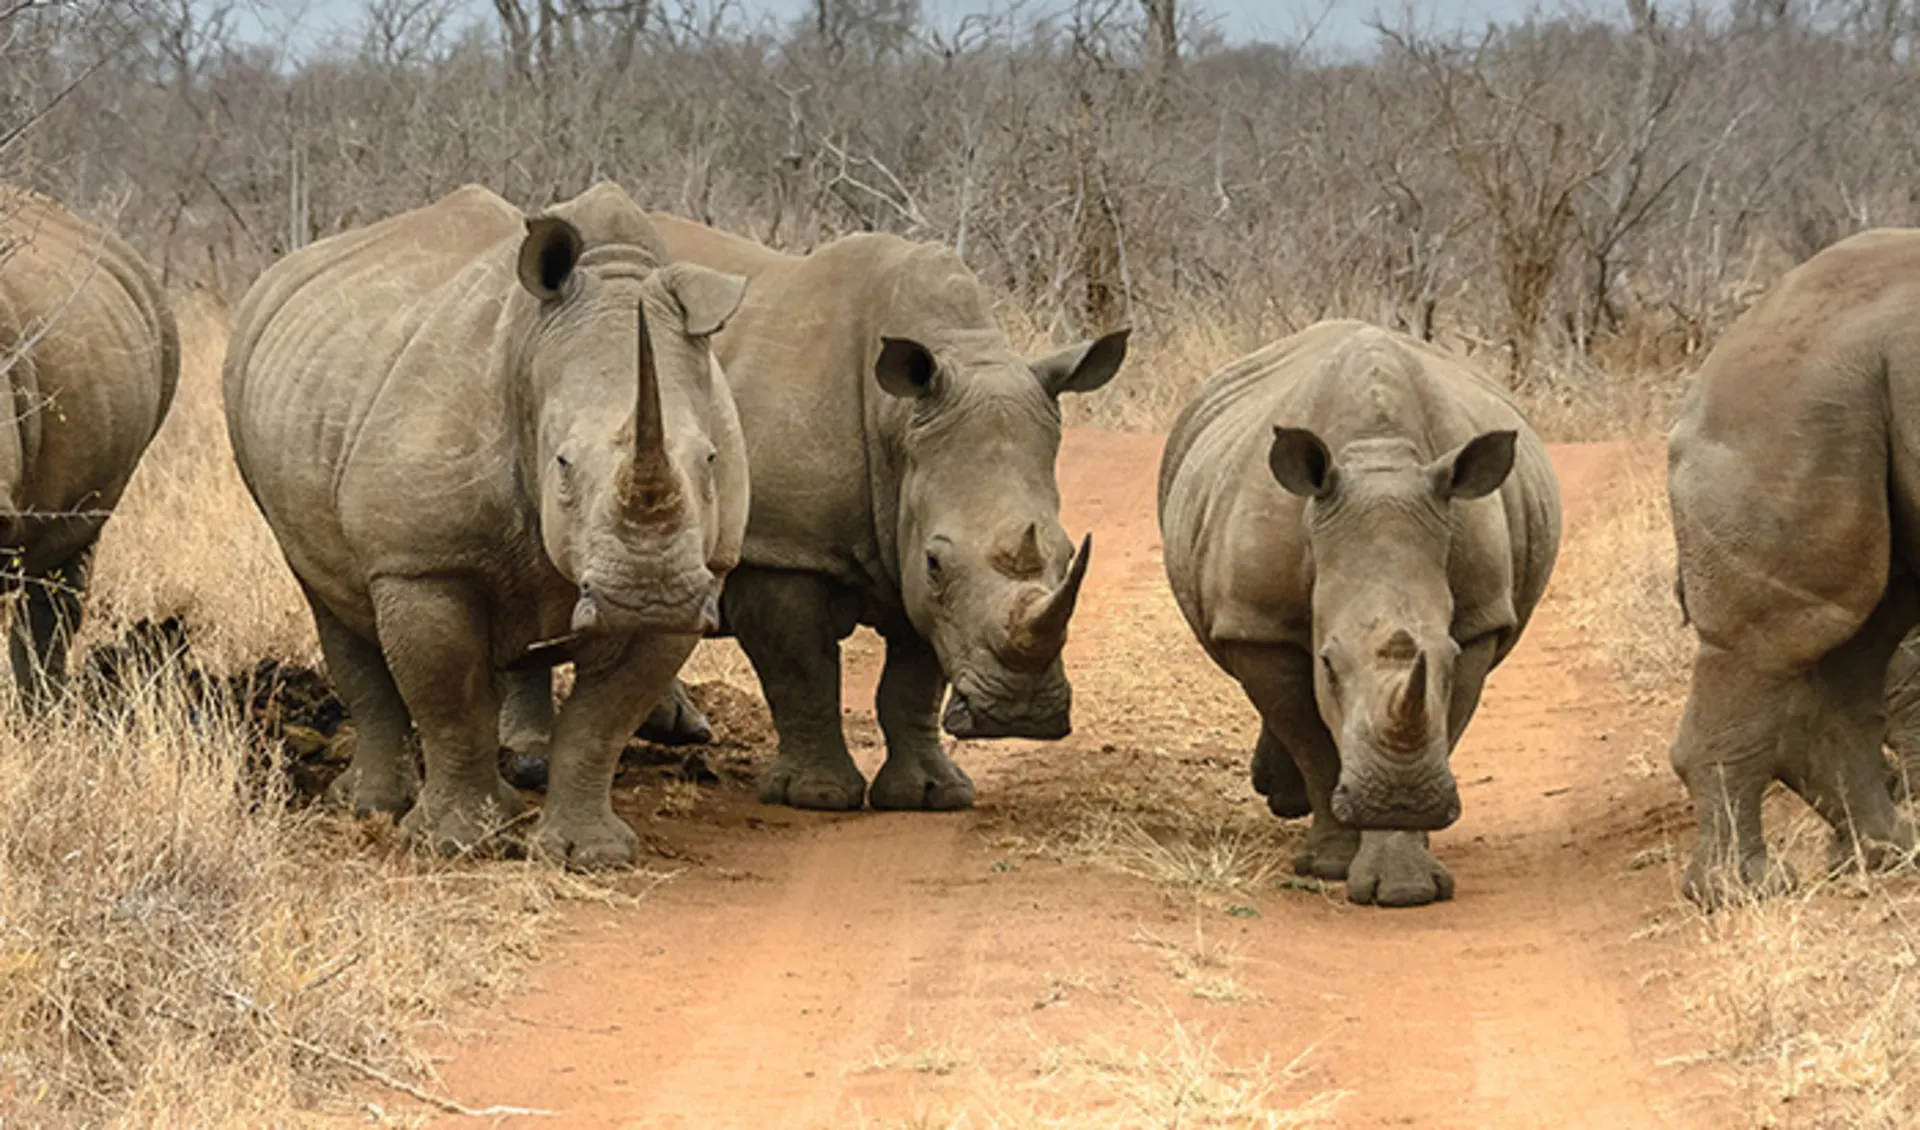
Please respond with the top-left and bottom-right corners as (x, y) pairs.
(1387, 649), (1430, 752)
(634, 300), (666, 461)
(1010, 533), (1091, 664)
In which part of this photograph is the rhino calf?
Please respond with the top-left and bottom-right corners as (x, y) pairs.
(1668, 228), (1920, 905)
(0, 187), (178, 709)
(501, 216), (1126, 812)
(1159, 321), (1560, 906)
(224, 183), (747, 866)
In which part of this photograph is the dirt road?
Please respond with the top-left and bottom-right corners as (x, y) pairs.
(428, 432), (1726, 1128)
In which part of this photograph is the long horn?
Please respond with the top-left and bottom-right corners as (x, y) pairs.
(1023, 532), (1092, 647)
(634, 300), (665, 460)
(1388, 649), (1430, 750)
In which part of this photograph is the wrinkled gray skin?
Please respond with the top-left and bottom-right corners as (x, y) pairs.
(500, 215), (1126, 812)
(1159, 321), (1561, 907)
(0, 187), (178, 711)
(1885, 633), (1920, 794)
(1669, 228), (1920, 907)
(224, 183), (748, 867)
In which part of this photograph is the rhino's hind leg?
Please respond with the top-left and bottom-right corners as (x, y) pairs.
(1672, 645), (1800, 906)
(1251, 725), (1310, 819)
(372, 578), (524, 854)
(1347, 830), (1454, 907)
(9, 544), (92, 715)
(870, 631), (974, 811)
(1784, 588), (1919, 877)
(636, 678), (713, 746)
(1221, 643), (1361, 881)
(310, 592), (419, 818)
(534, 636), (695, 870)
(727, 569), (868, 810)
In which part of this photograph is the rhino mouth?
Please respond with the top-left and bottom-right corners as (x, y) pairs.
(573, 580), (719, 637)
(1330, 769), (1461, 831)
(941, 689), (1072, 741)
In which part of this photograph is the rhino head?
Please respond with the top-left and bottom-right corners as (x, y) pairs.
(878, 327), (1129, 740)
(514, 214), (746, 640)
(1267, 425), (1518, 830)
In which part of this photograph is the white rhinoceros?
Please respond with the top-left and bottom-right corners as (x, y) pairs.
(223, 183), (747, 867)
(504, 215), (1128, 812)
(1159, 320), (1561, 906)
(0, 186), (178, 709)
(1669, 228), (1920, 905)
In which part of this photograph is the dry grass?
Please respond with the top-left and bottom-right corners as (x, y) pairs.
(0, 293), (600, 1123)
(1671, 815), (1920, 1130)
(855, 1014), (1343, 1130)
(1554, 457), (1694, 707)
(981, 581), (1297, 902)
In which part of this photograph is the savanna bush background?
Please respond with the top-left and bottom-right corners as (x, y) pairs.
(10, 0), (1920, 433)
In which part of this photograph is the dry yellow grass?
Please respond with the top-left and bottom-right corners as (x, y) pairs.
(0, 293), (597, 1124)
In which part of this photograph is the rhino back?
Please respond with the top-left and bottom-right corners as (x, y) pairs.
(0, 187), (178, 563)
(224, 185), (532, 632)
(1161, 320), (1559, 656)
(1669, 228), (1920, 666)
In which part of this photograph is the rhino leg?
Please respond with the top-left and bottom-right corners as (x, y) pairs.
(533, 635), (694, 870)
(310, 592), (419, 818)
(1781, 588), (1918, 877)
(636, 678), (713, 746)
(496, 666), (555, 791)
(1671, 646), (1801, 907)
(1221, 643), (1362, 882)
(1251, 725), (1310, 819)
(870, 631), (974, 811)
(728, 568), (868, 810)
(9, 545), (91, 715)
(373, 578), (525, 855)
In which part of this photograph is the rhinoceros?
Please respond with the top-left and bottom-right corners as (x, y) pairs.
(501, 216), (1127, 811)
(1668, 228), (1920, 905)
(1159, 321), (1561, 906)
(0, 187), (178, 710)
(223, 183), (747, 866)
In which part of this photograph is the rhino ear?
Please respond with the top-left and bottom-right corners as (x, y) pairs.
(662, 262), (746, 336)
(1269, 426), (1337, 500)
(1033, 327), (1130, 396)
(518, 216), (583, 303)
(1430, 429), (1517, 501)
(876, 336), (939, 399)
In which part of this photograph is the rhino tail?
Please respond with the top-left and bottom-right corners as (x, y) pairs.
(1673, 571), (1691, 628)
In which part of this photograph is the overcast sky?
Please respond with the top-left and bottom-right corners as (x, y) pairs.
(270, 0), (1571, 57)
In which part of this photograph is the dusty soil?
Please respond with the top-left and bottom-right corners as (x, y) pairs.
(419, 431), (1730, 1128)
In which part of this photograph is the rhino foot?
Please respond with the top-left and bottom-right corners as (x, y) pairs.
(499, 742), (550, 792)
(328, 761), (418, 820)
(1683, 850), (1798, 909)
(1346, 830), (1453, 908)
(870, 751), (975, 811)
(636, 682), (713, 746)
(1826, 821), (1919, 877)
(1292, 818), (1360, 881)
(399, 779), (526, 857)
(530, 807), (638, 870)
(1252, 731), (1311, 820)
(759, 756), (868, 810)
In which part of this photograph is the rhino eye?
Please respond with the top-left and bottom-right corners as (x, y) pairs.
(1320, 651), (1338, 687)
(555, 453), (572, 471)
